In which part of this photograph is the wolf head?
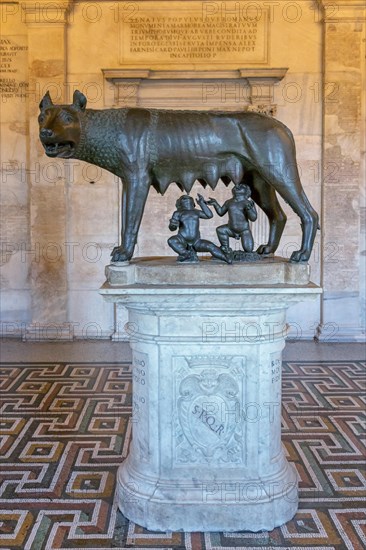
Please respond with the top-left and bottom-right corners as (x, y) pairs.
(38, 90), (87, 158)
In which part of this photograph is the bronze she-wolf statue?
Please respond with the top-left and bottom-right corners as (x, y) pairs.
(39, 90), (319, 262)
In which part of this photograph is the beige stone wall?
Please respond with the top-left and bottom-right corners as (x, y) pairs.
(0, 0), (364, 340)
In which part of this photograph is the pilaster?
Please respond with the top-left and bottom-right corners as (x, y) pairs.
(317, 0), (366, 341)
(22, 1), (72, 340)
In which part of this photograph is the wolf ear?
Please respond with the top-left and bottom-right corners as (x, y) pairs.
(73, 90), (87, 111)
(39, 91), (53, 111)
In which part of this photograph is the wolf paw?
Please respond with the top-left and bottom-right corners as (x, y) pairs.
(257, 244), (275, 255)
(111, 246), (132, 263)
(290, 249), (310, 262)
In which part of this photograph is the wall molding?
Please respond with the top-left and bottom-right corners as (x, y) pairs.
(102, 67), (288, 110)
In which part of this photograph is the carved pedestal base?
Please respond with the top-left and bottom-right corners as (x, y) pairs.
(100, 257), (321, 532)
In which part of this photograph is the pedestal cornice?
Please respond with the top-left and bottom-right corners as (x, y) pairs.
(100, 257), (321, 311)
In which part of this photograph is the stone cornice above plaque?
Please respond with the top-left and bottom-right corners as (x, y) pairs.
(103, 68), (288, 82)
(316, 0), (366, 22)
(102, 67), (288, 114)
(317, 0), (366, 7)
(21, 0), (72, 26)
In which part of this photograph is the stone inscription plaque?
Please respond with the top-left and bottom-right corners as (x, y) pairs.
(0, 36), (28, 102)
(119, 1), (269, 67)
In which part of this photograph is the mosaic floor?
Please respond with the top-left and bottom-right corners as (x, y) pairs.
(0, 361), (365, 549)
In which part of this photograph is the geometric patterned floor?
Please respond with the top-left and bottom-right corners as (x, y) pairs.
(0, 361), (365, 549)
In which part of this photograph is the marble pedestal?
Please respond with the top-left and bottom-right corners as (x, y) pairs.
(100, 257), (321, 532)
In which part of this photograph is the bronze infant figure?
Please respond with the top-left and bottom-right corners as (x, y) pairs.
(208, 183), (257, 254)
(39, 90), (319, 263)
(168, 194), (231, 263)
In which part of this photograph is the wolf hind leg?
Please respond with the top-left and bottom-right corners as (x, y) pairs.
(261, 166), (318, 262)
(288, 190), (319, 262)
(248, 172), (287, 255)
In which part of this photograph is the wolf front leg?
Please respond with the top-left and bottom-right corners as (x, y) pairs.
(111, 176), (150, 262)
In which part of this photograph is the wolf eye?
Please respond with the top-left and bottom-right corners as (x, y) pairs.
(60, 112), (74, 124)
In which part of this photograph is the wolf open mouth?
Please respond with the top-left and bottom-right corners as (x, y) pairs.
(42, 141), (74, 158)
